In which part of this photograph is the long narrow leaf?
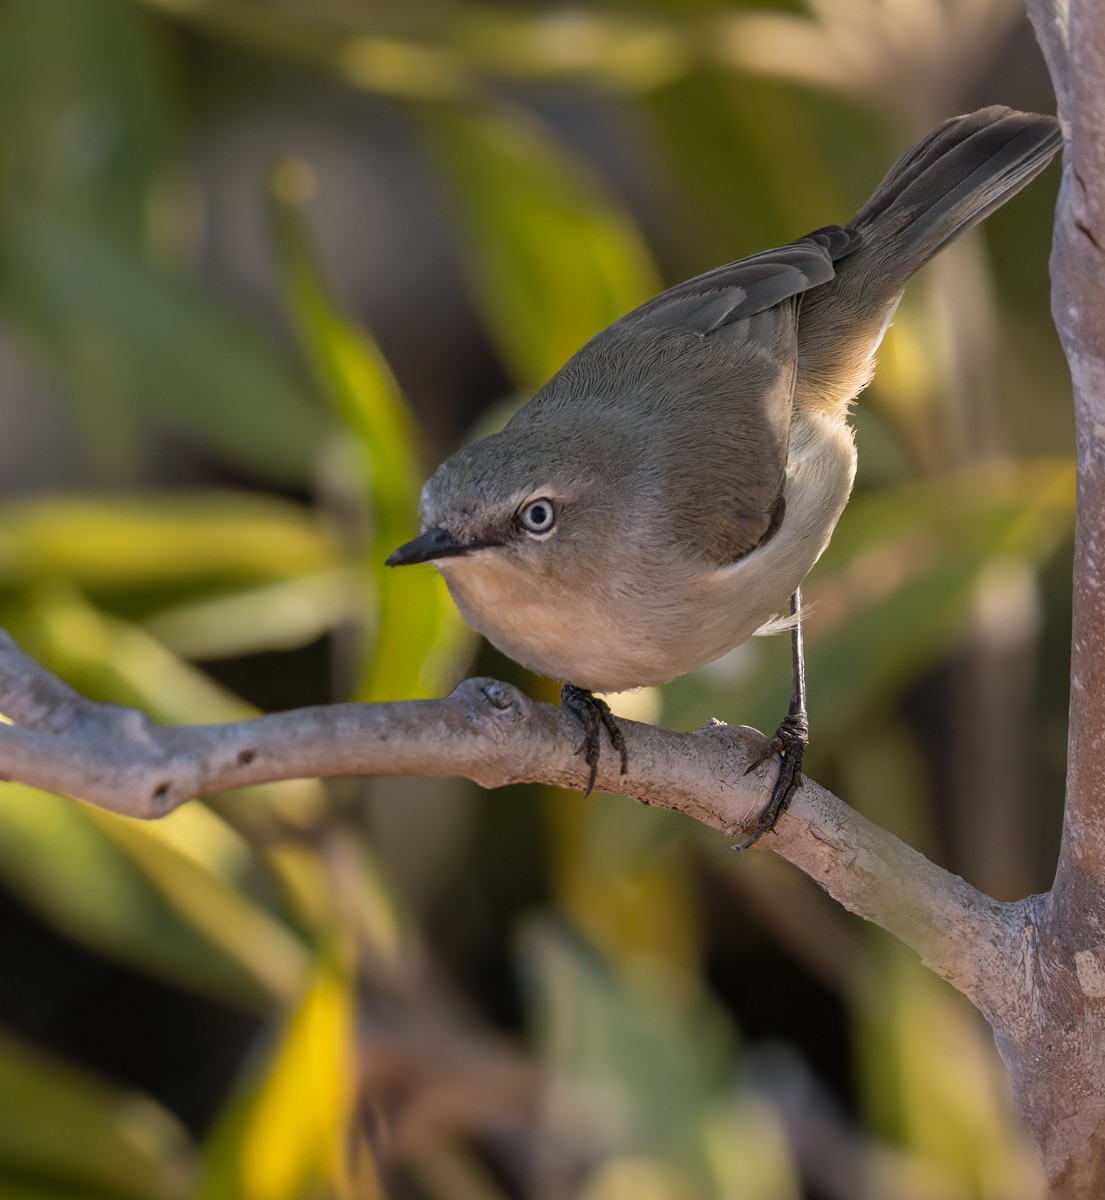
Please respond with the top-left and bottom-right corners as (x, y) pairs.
(271, 169), (473, 700)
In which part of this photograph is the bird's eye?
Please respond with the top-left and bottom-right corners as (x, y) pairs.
(518, 497), (556, 536)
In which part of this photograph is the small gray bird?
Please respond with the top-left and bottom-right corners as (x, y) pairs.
(388, 106), (1061, 844)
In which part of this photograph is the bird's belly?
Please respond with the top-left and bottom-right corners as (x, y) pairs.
(438, 544), (778, 693)
(440, 563), (665, 692)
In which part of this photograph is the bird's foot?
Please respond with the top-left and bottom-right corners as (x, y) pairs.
(734, 710), (808, 850)
(560, 685), (629, 797)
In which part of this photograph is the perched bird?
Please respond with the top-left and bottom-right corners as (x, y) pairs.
(388, 107), (1061, 845)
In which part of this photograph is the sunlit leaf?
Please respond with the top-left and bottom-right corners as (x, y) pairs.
(455, 8), (689, 92)
(698, 1094), (803, 1200)
(144, 570), (357, 660)
(128, 0), (690, 97)
(200, 956), (358, 1200)
(3, 587), (256, 723)
(96, 812), (307, 1000)
(0, 1032), (193, 1200)
(0, 494), (338, 591)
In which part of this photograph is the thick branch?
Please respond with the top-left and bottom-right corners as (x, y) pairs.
(1035, 0), (1105, 895)
(1026, 0), (1069, 124)
(1005, 2), (1105, 1195)
(0, 628), (1021, 1025)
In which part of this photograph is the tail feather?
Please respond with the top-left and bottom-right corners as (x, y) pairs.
(848, 106), (1062, 269)
(795, 106), (1061, 414)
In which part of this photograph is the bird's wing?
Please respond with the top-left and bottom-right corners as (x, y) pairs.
(618, 227), (854, 335)
(620, 232), (855, 566)
(523, 231), (857, 566)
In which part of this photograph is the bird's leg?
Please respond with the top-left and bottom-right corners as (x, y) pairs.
(560, 685), (629, 797)
(736, 588), (808, 850)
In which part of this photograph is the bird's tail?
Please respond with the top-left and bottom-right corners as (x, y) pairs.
(849, 106), (1061, 270)
(796, 106), (1061, 413)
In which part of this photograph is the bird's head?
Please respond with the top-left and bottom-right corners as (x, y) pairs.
(384, 408), (669, 690)
(387, 425), (611, 578)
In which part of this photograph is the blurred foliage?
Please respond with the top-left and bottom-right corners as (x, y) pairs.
(0, 1032), (193, 1200)
(423, 105), (660, 388)
(269, 161), (473, 701)
(0, 0), (1067, 1197)
(200, 954), (366, 1200)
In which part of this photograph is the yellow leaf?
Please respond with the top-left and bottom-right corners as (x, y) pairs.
(202, 958), (359, 1200)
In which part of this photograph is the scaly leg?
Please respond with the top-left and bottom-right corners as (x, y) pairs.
(736, 588), (808, 849)
(560, 685), (629, 797)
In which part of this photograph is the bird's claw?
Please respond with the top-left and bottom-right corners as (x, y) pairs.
(734, 711), (808, 850)
(560, 685), (629, 796)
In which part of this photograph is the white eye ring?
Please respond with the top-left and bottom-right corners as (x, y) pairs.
(518, 497), (556, 536)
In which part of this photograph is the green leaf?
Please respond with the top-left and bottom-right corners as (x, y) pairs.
(0, 1033), (192, 1200)
(0, 0), (179, 239)
(270, 164), (474, 701)
(423, 105), (660, 388)
(641, 73), (873, 270)
(0, 207), (328, 484)
(519, 918), (733, 1151)
(143, 570), (356, 661)
(0, 783), (304, 1012)
(520, 917), (803, 1194)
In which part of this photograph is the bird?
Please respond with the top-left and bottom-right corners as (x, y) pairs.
(387, 106), (1062, 846)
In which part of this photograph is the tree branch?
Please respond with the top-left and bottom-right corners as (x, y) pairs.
(1029, 0), (1105, 895)
(0, 627), (1021, 1027)
(988, 2), (1105, 1194)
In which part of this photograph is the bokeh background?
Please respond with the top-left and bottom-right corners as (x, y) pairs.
(0, 0), (1074, 1197)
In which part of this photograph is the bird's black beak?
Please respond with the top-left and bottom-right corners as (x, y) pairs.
(386, 527), (474, 567)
